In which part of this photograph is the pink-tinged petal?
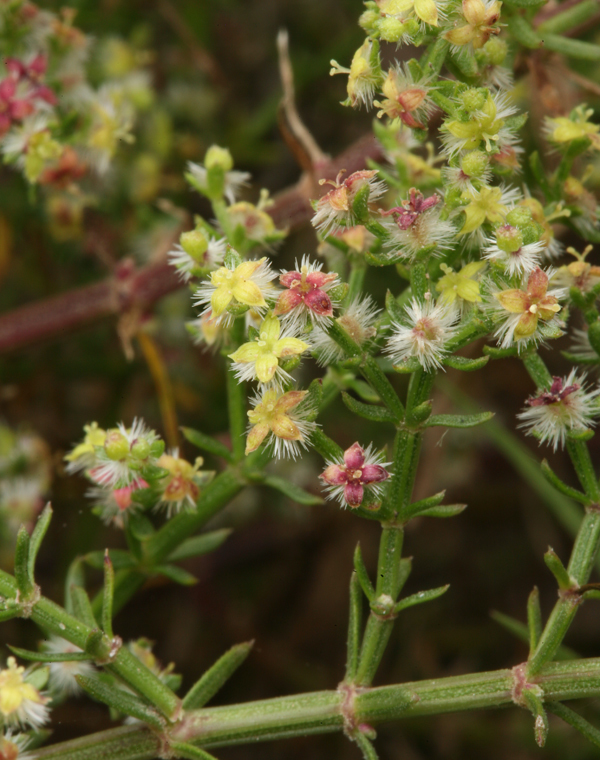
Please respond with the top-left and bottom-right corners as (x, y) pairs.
(527, 268), (549, 300)
(4, 59), (24, 78)
(35, 85), (57, 105)
(245, 422), (270, 454)
(344, 481), (364, 508)
(271, 413), (301, 440)
(9, 98), (34, 120)
(274, 337), (309, 358)
(304, 288), (333, 317)
(321, 463), (349, 486)
(344, 442), (365, 470)
(113, 486), (134, 511)
(273, 288), (303, 315)
(360, 464), (390, 484)
(0, 77), (16, 99)
(306, 270), (337, 288)
(28, 53), (47, 77)
(275, 390), (307, 413)
(280, 271), (302, 288)
(0, 115), (11, 137)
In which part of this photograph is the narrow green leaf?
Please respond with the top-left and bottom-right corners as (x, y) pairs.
(353, 732), (380, 760)
(422, 36), (449, 77)
(403, 491), (445, 519)
(69, 585), (98, 629)
(447, 46), (478, 78)
(547, 702), (600, 748)
(561, 351), (600, 366)
(154, 564), (197, 586)
(527, 586), (542, 653)
(423, 412), (494, 428)
(8, 645), (93, 663)
(483, 344), (520, 359)
(508, 16), (542, 47)
(540, 460), (589, 505)
(414, 503), (467, 519)
(522, 686), (548, 747)
(346, 572), (363, 682)
(182, 641), (254, 710)
(102, 551), (115, 639)
(406, 400), (433, 426)
(342, 392), (398, 424)
(14, 526), (32, 597)
(0, 609), (20, 622)
(26, 666), (49, 691)
(544, 547), (574, 590)
(84, 550), (136, 571)
(392, 357), (422, 373)
(347, 379), (380, 404)
(310, 429), (344, 461)
(543, 33), (600, 60)
(170, 742), (219, 760)
(538, 0), (599, 33)
(27, 504), (52, 583)
(394, 584), (449, 613)
(354, 543), (375, 601)
(385, 289), (405, 324)
(167, 530), (232, 562)
(76, 675), (164, 729)
(262, 475), (323, 506)
(443, 355), (489, 372)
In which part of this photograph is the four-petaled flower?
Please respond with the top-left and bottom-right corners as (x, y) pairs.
(381, 189), (455, 258)
(545, 106), (600, 151)
(229, 313), (310, 385)
(383, 188), (440, 230)
(378, 0), (441, 28)
(493, 267), (563, 347)
(195, 257), (276, 324)
(442, 93), (516, 156)
(458, 185), (519, 237)
(320, 442), (390, 508)
(0, 657), (50, 730)
(312, 169), (385, 236)
(518, 370), (600, 452)
(436, 261), (484, 305)
(375, 64), (432, 128)
(274, 256), (339, 328)
(444, 0), (502, 49)
(246, 389), (314, 459)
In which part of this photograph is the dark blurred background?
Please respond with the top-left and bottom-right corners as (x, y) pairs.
(1, 1), (600, 758)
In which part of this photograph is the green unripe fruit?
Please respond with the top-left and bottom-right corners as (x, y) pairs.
(495, 224), (523, 253)
(131, 438), (151, 460)
(105, 431), (129, 461)
(483, 38), (508, 66)
(521, 222), (543, 246)
(359, 8), (380, 34)
(505, 207), (532, 228)
(376, 17), (407, 42)
(460, 150), (489, 178)
(180, 229), (209, 262)
(204, 145), (233, 172)
(461, 88), (487, 113)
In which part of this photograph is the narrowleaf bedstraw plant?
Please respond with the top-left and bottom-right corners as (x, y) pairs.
(3, 0), (600, 758)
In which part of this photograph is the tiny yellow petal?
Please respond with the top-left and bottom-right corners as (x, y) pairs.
(273, 337), (309, 358)
(255, 353), (279, 383)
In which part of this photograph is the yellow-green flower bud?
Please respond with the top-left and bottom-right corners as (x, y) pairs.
(131, 438), (150, 460)
(460, 150), (489, 178)
(204, 145), (233, 172)
(376, 17), (408, 42)
(180, 229), (209, 262)
(506, 207), (532, 228)
(359, 7), (380, 33)
(495, 224), (523, 253)
(105, 431), (129, 461)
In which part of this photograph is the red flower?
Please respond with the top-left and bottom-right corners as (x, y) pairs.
(320, 442), (390, 508)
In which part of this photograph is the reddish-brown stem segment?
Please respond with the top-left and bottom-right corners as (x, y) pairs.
(0, 133), (383, 355)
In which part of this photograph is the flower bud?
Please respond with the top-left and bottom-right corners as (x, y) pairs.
(204, 145), (233, 172)
(461, 88), (487, 113)
(483, 37), (507, 65)
(506, 207), (532, 228)
(495, 224), (523, 253)
(359, 8), (380, 34)
(130, 438), (150, 460)
(376, 17), (408, 42)
(460, 150), (488, 178)
(104, 431), (129, 461)
(180, 229), (209, 262)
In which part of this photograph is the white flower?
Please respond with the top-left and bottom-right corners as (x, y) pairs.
(186, 161), (250, 205)
(168, 236), (226, 282)
(385, 297), (459, 370)
(43, 637), (95, 698)
(312, 170), (386, 237)
(311, 296), (381, 366)
(86, 479), (147, 529)
(518, 371), (600, 452)
(483, 234), (545, 277)
(442, 164), (491, 195)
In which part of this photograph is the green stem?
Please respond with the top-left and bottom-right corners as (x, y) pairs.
(29, 658), (600, 760)
(566, 440), (600, 502)
(227, 318), (247, 462)
(347, 260), (367, 303)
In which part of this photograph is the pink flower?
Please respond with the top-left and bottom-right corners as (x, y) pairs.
(381, 188), (440, 230)
(320, 442), (390, 508)
(274, 255), (339, 328)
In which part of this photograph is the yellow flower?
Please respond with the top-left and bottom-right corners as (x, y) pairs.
(246, 389), (310, 456)
(209, 258), (269, 317)
(229, 314), (309, 384)
(459, 186), (512, 235)
(65, 423), (107, 464)
(157, 452), (204, 515)
(444, 0), (502, 49)
(0, 658), (49, 729)
(546, 106), (600, 149)
(378, 0), (440, 27)
(436, 261), (485, 304)
(445, 94), (504, 152)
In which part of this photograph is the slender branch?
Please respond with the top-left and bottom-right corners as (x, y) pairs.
(0, 134), (384, 355)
